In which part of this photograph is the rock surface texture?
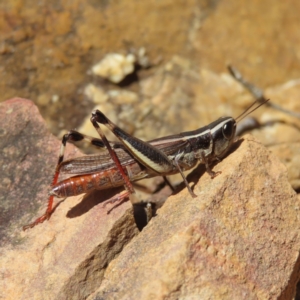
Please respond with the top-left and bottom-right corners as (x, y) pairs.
(90, 138), (300, 300)
(0, 99), (138, 300)
(1, 99), (300, 300)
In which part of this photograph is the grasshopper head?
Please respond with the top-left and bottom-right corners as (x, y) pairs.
(211, 117), (236, 159)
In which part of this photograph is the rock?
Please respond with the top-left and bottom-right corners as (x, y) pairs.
(0, 98), (138, 300)
(1, 98), (300, 300)
(0, 98), (66, 245)
(269, 142), (300, 191)
(90, 136), (300, 300)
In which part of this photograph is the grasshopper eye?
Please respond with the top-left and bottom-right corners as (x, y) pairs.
(222, 120), (235, 140)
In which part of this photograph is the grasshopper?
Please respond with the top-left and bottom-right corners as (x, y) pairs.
(23, 99), (268, 230)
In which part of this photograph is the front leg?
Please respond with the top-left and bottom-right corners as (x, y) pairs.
(173, 152), (197, 198)
(200, 152), (221, 179)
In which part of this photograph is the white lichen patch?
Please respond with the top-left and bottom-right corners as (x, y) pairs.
(91, 53), (136, 83)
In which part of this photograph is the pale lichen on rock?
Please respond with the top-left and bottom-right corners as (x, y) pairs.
(91, 53), (136, 83)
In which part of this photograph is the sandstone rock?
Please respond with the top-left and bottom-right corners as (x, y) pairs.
(269, 142), (300, 191)
(1, 99), (300, 300)
(90, 136), (300, 300)
(0, 98), (138, 300)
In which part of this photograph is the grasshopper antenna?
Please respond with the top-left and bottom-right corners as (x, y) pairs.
(235, 98), (269, 123)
